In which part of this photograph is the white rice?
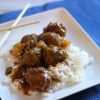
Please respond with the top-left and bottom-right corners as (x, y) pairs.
(1, 44), (94, 94)
(48, 44), (94, 91)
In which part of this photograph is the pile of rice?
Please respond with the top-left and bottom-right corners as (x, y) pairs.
(48, 44), (93, 91)
(2, 44), (94, 93)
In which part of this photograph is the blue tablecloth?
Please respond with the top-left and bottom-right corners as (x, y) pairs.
(0, 0), (100, 100)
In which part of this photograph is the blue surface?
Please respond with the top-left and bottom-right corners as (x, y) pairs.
(0, 0), (100, 100)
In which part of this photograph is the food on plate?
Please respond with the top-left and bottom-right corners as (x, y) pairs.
(11, 42), (24, 58)
(4, 22), (93, 95)
(43, 45), (67, 66)
(40, 32), (70, 47)
(40, 32), (61, 46)
(21, 34), (37, 49)
(21, 47), (42, 67)
(43, 23), (66, 36)
(25, 67), (52, 92)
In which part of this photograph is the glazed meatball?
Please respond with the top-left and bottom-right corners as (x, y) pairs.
(22, 47), (42, 67)
(43, 23), (66, 36)
(25, 67), (51, 91)
(21, 34), (37, 48)
(40, 32), (70, 48)
(40, 32), (62, 46)
(43, 45), (67, 66)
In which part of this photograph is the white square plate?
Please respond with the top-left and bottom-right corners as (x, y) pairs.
(0, 8), (100, 100)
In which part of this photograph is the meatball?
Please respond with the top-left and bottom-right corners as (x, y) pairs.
(22, 47), (42, 67)
(43, 45), (67, 66)
(21, 34), (37, 49)
(40, 32), (70, 48)
(43, 23), (66, 36)
(25, 67), (51, 91)
(40, 32), (62, 46)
